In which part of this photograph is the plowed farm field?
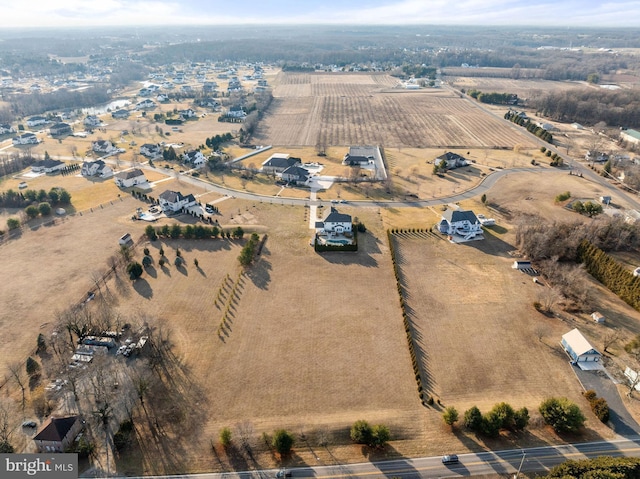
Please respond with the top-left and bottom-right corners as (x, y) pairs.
(257, 72), (537, 148)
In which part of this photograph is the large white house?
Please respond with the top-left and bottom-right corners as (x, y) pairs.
(84, 115), (101, 128)
(114, 168), (147, 188)
(26, 116), (47, 127)
(437, 209), (483, 241)
(135, 99), (156, 110)
(140, 143), (163, 158)
(31, 159), (65, 174)
(0, 123), (16, 135)
(183, 150), (207, 167)
(158, 190), (197, 212)
(321, 207), (352, 235)
(262, 153), (301, 174)
(92, 140), (117, 154)
(12, 132), (39, 145)
(81, 159), (113, 178)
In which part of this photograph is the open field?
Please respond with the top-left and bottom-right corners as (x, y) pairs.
(446, 77), (589, 99)
(257, 72), (539, 149)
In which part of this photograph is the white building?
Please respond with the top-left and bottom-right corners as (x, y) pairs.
(81, 159), (113, 178)
(437, 209), (483, 241)
(158, 190), (197, 212)
(114, 168), (147, 188)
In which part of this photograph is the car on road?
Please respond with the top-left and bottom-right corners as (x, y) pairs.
(275, 469), (292, 478)
(442, 454), (459, 465)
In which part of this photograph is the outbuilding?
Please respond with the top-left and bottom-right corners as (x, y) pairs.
(561, 328), (602, 364)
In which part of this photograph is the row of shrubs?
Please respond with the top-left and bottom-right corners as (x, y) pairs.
(146, 224), (243, 241)
(459, 403), (529, 437)
(577, 239), (640, 312)
(387, 229), (427, 405)
(217, 272), (243, 337)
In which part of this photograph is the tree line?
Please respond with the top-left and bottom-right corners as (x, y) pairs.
(577, 239), (640, 312)
(529, 88), (640, 128)
(504, 111), (553, 143)
(466, 89), (518, 105)
(0, 187), (71, 208)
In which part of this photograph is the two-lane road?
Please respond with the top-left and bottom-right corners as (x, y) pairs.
(109, 437), (640, 479)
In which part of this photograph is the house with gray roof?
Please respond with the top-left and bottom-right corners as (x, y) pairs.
(33, 415), (82, 452)
(434, 152), (468, 170)
(158, 190), (197, 212)
(319, 207), (352, 235)
(343, 146), (380, 166)
(437, 209), (483, 240)
(262, 154), (300, 174)
(114, 168), (147, 188)
(281, 165), (309, 185)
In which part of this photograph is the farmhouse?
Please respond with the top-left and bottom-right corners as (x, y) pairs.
(281, 165), (309, 185)
(437, 209), (483, 241)
(140, 143), (163, 158)
(12, 132), (39, 145)
(434, 152), (469, 169)
(183, 150), (207, 167)
(262, 153), (301, 174)
(33, 415), (83, 452)
(81, 159), (113, 178)
(178, 108), (197, 119)
(561, 328), (602, 366)
(49, 122), (72, 136)
(343, 146), (381, 166)
(92, 140), (118, 155)
(158, 190), (197, 212)
(31, 159), (65, 174)
(114, 168), (147, 188)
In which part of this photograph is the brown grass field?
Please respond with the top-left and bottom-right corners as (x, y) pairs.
(3, 71), (640, 475)
(257, 72), (539, 149)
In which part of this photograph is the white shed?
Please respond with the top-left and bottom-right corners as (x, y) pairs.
(591, 312), (605, 323)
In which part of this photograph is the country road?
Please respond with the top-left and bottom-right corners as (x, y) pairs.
(101, 437), (640, 479)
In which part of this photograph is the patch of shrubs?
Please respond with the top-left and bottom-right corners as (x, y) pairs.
(463, 403), (529, 437)
(583, 390), (610, 423)
(555, 191), (571, 203)
(350, 420), (390, 448)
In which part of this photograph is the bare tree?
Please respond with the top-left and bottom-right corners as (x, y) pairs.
(603, 330), (621, 353)
(235, 420), (254, 450)
(0, 398), (18, 451)
(533, 324), (551, 343)
(8, 362), (27, 411)
(536, 287), (560, 313)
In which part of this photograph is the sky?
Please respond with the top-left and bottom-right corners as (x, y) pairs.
(0, 0), (639, 28)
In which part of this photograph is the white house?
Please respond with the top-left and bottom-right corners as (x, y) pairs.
(561, 328), (602, 364)
(114, 168), (147, 188)
(135, 99), (156, 110)
(12, 132), (39, 145)
(321, 207), (352, 235)
(225, 106), (246, 119)
(26, 116), (47, 127)
(81, 159), (113, 178)
(92, 140), (117, 154)
(343, 146), (379, 166)
(178, 108), (197, 119)
(158, 190), (197, 212)
(0, 123), (16, 135)
(434, 152), (469, 170)
(140, 143), (163, 158)
(437, 209), (483, 240)
(49, 122), (72, 136)
(111, 109), (130, 119)
(32, 159), (66, 174)
(84, 115), (101, 128)
(183, 150), (207, 167)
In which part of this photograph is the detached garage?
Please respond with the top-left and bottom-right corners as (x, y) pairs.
(561, 328), (602, 366)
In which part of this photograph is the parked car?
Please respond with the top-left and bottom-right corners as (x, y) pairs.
(22, 421), (37, 428)
(442, 454), (459, 465)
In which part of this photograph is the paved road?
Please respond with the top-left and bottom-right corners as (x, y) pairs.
(104, 438), (640, 479)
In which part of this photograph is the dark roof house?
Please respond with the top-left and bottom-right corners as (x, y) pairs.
(33, 415), (82, 452)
